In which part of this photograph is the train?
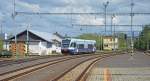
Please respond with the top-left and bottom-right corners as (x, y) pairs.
(61, 38), (96, 55)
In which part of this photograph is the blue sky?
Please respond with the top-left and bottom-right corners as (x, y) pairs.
(0, 0), (150, 36)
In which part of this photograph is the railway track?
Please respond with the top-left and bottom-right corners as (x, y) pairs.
(0, 54), (101, 81)
(0, 55), (63, 67)
(56, 53), (124, 81)
(0, 52), (125, 81)
(0, 55), (73, 76)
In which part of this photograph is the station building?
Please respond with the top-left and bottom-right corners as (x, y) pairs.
(6, 30), (63, 56)
(103, 36), (118, 50)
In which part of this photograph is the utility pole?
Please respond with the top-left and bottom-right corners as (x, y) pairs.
(103, 1), (109, 35)
(26, 24), (30, 56)
(101, 32), (103, 51)
(130, 0), (134, 54)
(113, 15), (116, 52)
(102, 1), (109, 52)
(111, 14), (116, 51)
(12, 0), (19, 59)
(99, 32), (103, 51)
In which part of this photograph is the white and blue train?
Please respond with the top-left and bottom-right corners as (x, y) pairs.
(61, 38), (96, 55)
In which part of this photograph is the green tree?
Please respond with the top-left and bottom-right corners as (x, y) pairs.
(134, 25), (150, 50)
(0, 37), (3, 51)
(76, 33), (103, 50)
(118, 33), (127, 50)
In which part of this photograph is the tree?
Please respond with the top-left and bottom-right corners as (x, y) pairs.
(76, 33), (103, 50)
(134, 25), (150, 50)
(118, 33), (127, 50)
(0, 37), (3, 51)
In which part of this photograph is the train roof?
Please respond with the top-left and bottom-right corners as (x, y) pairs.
(63, 38), (96, 42)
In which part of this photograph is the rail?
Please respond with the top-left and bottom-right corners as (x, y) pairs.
(77, 53), (124, 81)
(0, 54), (99, 81)
(0, 55), (63, 67)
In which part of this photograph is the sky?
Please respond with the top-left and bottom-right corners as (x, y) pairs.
(0, 0), (150, 36)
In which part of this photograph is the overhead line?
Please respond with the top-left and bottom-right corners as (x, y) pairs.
(72, 24), (144, 27)
(15, 12), (150, 16)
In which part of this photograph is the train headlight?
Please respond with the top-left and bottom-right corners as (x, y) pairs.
(76, 49), (78, 52)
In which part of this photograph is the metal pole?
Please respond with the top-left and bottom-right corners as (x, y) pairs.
(101, 33), (103, 51)
(130, 0), (134, 54)
(111, 15), (113, 51)
(104, 6), (106, 34)
(113, 20), (116, 52)
(111, 16), (113, 36)
(100, 32), (103, 51)
(102, 1), (109, 51)
(26, 24), (30, 56)
(138, 36), (140, 49)
(99, 32), (101, 51)
(13, 0), (19, 59)
(111, 14), (116, 52)
(103, 1), (109, 35)
(111, 16), (114, 50)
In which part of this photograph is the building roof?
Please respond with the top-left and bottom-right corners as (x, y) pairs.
(29, 30), (53, 42)
(53, 32), (64, 39)
(9, 30), (63, 43)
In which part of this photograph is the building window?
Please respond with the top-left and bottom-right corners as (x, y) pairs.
(47, 43), (52, 48)
(104, 44), (108, 47)
(110, 38), (112, 41)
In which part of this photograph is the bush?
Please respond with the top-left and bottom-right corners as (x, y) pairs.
(0, 50), (12, 58)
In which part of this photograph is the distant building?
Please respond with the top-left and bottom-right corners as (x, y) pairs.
(103, 36), (118, 50)
(7, 30), (64, 55)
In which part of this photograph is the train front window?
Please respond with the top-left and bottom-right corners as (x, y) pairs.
(70, 42), (76, 48)
(62, 40), (71, 48)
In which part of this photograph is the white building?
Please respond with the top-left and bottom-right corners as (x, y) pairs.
(7, 30), (63, 56)
(103, 36), (119, 50)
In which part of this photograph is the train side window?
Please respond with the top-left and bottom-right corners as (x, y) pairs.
(78, 44), (84, 49)
(88, 44), (93, 48)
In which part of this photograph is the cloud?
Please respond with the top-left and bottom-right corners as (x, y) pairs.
(75, 15), (104, 25)
(0, 13), (4, 21)
(16, 0), (41, 12)
(1, 0), (150, 36)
